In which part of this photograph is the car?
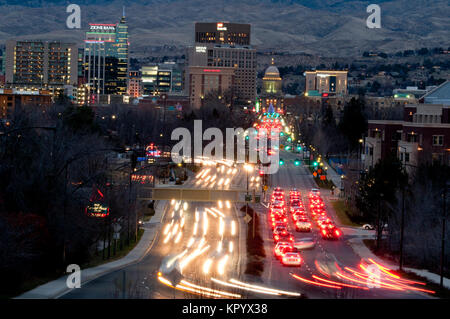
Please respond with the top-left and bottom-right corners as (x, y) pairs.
(295, 220), (312, 232)
(309, 188), (320, 198)
(362, 223), (388, 230)
(321, 226), (342, 240)
(271, 220), (287, 230)
(309, 200), (324, 209)
(274, 230), (294, 243)
(292, 211), (306, 222)
(294, 238), (316, 250)
(281, 252), (302, 266)
(274, 242), (293, 258)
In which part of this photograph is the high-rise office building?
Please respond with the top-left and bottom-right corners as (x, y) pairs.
(140, 62), (184, 96)
(83, 10), (129, 101)
(127, 70), (142, 98)
(5, 40), (77, 89)
(188, 66), (235, 109)
(195, 22), (251, 46)
(115, 12), (129, 95)
(188, 22), (256, 106)
(187, 43), (256, 104)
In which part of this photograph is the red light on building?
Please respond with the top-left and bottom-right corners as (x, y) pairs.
(322, 93), (329, 97)
(203, 69), (221, 73)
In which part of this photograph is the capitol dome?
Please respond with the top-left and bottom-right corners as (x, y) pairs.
(264, 65), (280, 77)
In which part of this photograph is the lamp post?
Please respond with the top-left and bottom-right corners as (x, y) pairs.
(397, 145), (407, 271)
(440, 181), (449, 289)
(244, 163), (255, 238)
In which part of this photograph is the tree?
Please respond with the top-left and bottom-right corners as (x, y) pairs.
(356, 154), (407, 250)
(338, 97), (368, 151)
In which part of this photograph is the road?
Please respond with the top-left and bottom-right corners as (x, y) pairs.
(256, 149), (431, 299)
(61, 152), (432, 299)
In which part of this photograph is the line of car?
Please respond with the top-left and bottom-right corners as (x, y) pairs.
(268, 187), (344, 267)
(308, 188), (342, 240)
(269, 187), (315, 267)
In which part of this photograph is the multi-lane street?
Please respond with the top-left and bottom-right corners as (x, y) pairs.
(60, 150), (434, 299)
(256, 149), (432, 299)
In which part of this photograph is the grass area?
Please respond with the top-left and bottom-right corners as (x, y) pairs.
(4, 272), (64, 299)
(307, 165), (336, 189)
(331, 200), (364, 227)
(242, 205), (266, 277)
(363, 239), (450, 298)
(5, 228), (145, 299)
(83, 228), (145, 269)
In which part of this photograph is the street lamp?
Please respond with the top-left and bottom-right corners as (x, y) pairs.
(398, 145), (407, 271)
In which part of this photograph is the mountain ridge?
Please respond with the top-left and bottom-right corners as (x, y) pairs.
(0, 0), (448, 57)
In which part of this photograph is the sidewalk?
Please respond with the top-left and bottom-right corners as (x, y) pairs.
(17, 200), (168, 299)
(349, 237), (450, 289)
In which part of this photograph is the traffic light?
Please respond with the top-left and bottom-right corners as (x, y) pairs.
(297, 145), (302, 151)
(259, 170), (264, 176)
(279, 159), (285, 165)
(294, 159), (300, 166)
(287, 137), (292, 142)
(313, 161), (318, 167)
(285, 146), (291, 151)
(280, 132), (284, 136)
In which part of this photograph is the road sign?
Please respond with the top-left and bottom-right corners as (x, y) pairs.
(244, 214), (252, 224)
(245, 194), (252, 202)
(254, 195), (261, 203)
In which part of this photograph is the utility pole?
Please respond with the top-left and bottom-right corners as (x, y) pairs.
(440, 182), (448, 289)
(399, 186), (405, 270)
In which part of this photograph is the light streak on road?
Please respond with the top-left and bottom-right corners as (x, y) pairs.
(183, 202), (188, 210)
(210, 207), (225, 218)
(218, 178), (224, 186)
(210, 278), (279, 296)
(217, 254), (229, 275)
(180, 245), (210, 271)
(225, 200), (231, 209)
(193, 223), (198, 235)
(163, 232), (172, 244)
(231, 220), (237, 236)
(203, 213), (208, 236)
(166, 249), (188, 268)
(171, 199), (176, 205)
(203, 259), (213, 274)
(291, 274), (341, 289)
(158, 273), (241, 298)
(174, 231), (182, 243)
(219, 218), (225, 236)
(163, 223), (171, 235)
(187, 237), (195, 248)
(218, 200), (223, 209)
(171, 223), (179, 237)
(180, 217), (185, 228)
(178, 280), (241, 299)
(229, 279), (302, 297)
(224, 178), (230, 186)
(228, 241), (233, 253)
(217, 241), (222, 253)
(205, 207), (218, 218)
(311, 275), (368, 290)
